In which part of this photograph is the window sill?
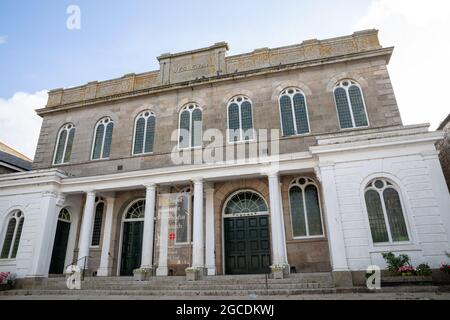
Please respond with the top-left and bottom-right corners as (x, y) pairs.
(291, 235), (326, 241)
(0, 259), (16, 267)
(227, 138), (256, 145)
(131, 152), (154, 157)
(280, 132), (311, 140)
(368, 242), (421, 254)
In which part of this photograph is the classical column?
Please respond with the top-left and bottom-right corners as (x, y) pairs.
(97, 194), (115, 276)
(77, 191), (96, 269)
(205, 186), (216, 275)
(192, 179), (204, 269)
(141, 184), (156, 269)
(156, 187), (169, 276)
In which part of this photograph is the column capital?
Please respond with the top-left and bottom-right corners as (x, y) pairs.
(192, 177), (204, 184)
(266, 171), (279, 179)
(144, 183), (156, 189)
(86, 190), (96, 197)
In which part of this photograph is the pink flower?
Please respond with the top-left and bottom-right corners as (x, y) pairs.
(398, 266), (414, 273)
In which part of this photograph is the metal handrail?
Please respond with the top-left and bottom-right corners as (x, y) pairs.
(65, 255), (92, 281)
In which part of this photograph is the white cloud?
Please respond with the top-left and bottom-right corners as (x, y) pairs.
(0, 35), (7, 45)
(0, 91), (47, 160)
(356, 0), (450, 129)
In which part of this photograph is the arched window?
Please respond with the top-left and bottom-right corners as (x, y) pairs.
(178, 103), (202, 149)
(133, 111), (156, 155)
(227, 96), (254, 142)
(58, 208), (71, 222)
(91, 117), (114, 160)
(124, 200), (145, 220)
(279, 88), (310, 137)
(334, 80), (369, 129)
(224, 191), (268, 215)
(53, 123), (76, 165)
(91, 197), (105, 247)
(289, 177), (323, 238)
(1, 210), (24, 259)
(175, 187), (193, 244)
(364, 178), (409, 243)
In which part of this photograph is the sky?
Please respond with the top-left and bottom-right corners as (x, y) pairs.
(0, 0), (449, 159)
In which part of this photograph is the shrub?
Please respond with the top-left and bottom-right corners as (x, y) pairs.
(440, 264), (450, 275)
(382, 252), (411, 274)
(416, 263), (432, 276)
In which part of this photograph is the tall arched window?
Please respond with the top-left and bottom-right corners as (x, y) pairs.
(227, 96), (254, 142)
(91, 197), (105, 247)
(279, 88), (310, 137)
(91, 117), (114, 160)
(178, 104), (202, 149)
(133, 111), (156, 155)
(289, 177), (323, 238)
(53, 123), (76, 165)
(1, 210), (24, 259)
(175, 187), (193, 244)
(334, 79), (369, 129)
(364, 178), (409, 244)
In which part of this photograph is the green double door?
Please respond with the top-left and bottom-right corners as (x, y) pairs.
(120, 221), (144, 276)
(49, 220), (71, 274)
(224, 215), (271, 275)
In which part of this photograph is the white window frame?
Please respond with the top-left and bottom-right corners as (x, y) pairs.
(177, 103), (202, 150)
(90, 117), (114, 160)
(90, 197), (105, 248)
(226, 95), (255, 144)
(0, 210), (24, 260)
(52, 123), (75, 165)
(278, 88), (311, 137)
(175, 187), (193, 245)
(132, 110), (156, 156)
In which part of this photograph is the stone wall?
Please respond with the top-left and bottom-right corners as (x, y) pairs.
(436, 116), (450, 192)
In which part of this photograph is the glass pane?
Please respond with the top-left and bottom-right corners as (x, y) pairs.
(241, 101), (254, 140)
(383, 188), (409, 242)
(179, 110), (190, 148)
(92, 124), (105, 159)
(228, 103), (240, 142)
(11, 218), (24, 258)
(91, 203), (104, 246)
(144, 116), (155, 153)
(176, 195), (189, 243)
(334, 87), (353, 128)
(289, 186), (307, 237)
(0, 218), (16, 258)
(304, 185), (323, 235)
(125, 200), (145, 219)
(191, 109), (202, 147)
(365, 190), (389, 243)
(63, 128), (75, 163)
(225, 191), (267, 215)
(348, 85), (368, 127)
(54, 129), (67, 164)
(102, 122), (113, 158)
(280, 95), (295, 136)
(134, 117), (145, 154)
(293, 93), (310, 134)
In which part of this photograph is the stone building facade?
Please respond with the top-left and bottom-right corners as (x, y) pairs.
(437, 113), (450, 192)
(0, 30), (449, 286)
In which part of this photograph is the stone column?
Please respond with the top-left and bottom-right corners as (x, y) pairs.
(77, 191), (96, 269)
(192, 178), (204, 269)
(156, 187), (169, 276)
(141, 184), (156, 270)
(205, 186), (216, 275)
(97, 194), (115, 276)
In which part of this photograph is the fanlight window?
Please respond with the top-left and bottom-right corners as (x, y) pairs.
(92, 117), (114, 160)
(289, 177), (323, 238)
(1, 210), (24, 259)
(334, 80), (368, 129)
(91, 197), (105, 247)
(58, 208), (71, 222)
(227, 96), (254, 142)
(364, 179), (409, 244)
(53, 123), (76, 165)
(175, 188), (193, 244)
(279, 88), (310, 136)
(178, 104), (202, 149)
(124, 200), (145, 220)
(133, 111), (156, 155)
(224, 191), (268, 215)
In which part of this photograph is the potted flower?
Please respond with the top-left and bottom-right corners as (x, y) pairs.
(133, 268), (151, 281)
(0, 272), (16, 291)
(398, 265), (415, 276)
(270, 264), (286, 279)
(440, 263), (450, 276)
(185, 267), (201, 281)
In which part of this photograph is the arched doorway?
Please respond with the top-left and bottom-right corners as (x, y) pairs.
(120, 199), (145, 276)
(49, 208), (71, 274)
(223, 190), (271, 275)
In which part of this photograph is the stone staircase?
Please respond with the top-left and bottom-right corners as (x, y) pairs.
(0, 272), (336, 297)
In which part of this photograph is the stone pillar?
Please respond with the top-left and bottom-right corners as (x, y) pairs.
(156, 187), (169, 276)
(205, 186), (216, 275)
(141, 184), (156, 269)
(192, 178), (204, 269)
(77, 191), (96, 269)
(97, 194), (115, 276)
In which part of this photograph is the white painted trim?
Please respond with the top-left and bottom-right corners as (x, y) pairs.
(278, 87), (311, 137)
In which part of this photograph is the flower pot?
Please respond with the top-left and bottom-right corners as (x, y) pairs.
(272, 269), (284, 279)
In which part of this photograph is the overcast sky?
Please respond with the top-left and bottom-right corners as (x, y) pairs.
(0, 0), (449, 159)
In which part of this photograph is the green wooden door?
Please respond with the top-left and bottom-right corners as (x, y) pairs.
(120, 221), (144, 276)
(224, 215), (271, 275)
(49, 220), (71, 274)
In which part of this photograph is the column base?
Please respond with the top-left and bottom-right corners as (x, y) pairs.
(206, 267), (216, 276)
(332, 270), (353, 287)
(97, 267), (111, 277)
(156, 266), (168, 276)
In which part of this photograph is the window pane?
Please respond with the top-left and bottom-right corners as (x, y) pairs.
(134, 117), (145, 154)
(293, 93), (309, 134)
(91, 203), (104, 246)
(241, 101), (253, 140)
(54, 129), (67, 164)
(280, 95), (295, 136)
(92, 124), (105, 159)
(63, 128), (75, 163)
(348, 85), (368, 127)
(228, 103), (240, 142)
(1, 218), (16, 258)
(289, 186), (307, 237)
(365, 190), (389, 243)
(145, 116), (155, 153)
(176, 195), (189, 243)
(304, 185), (323, 236)
(191, 109), (202, 147)
(383, 188), (409, 242)
(334, 87), (353, 128)
(179, 110), (190, 148)
(11, 218), (24, 258)
(102, 122), (113, 158)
